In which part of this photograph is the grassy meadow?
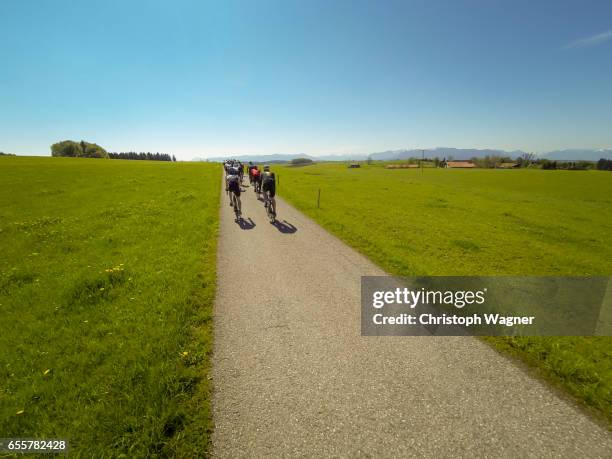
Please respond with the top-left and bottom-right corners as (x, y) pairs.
(277, 162), (612, 422)
(0, 156), (220, 456)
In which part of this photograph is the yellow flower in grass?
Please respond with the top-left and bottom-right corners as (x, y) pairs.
(43, 369), (51, 376)
(180, 351), (189, 357)
(16, 410), (24, 415)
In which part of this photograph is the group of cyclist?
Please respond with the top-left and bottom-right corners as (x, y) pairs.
(223, 159), (277, 222)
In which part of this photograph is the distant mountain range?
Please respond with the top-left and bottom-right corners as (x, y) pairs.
(538, 149), (612, 161)
(197, 148), (612, 163)
(368, 148), (529, 161)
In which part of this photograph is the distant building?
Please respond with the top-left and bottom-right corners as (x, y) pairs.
(348, 163), (361, 168)
(445, 161), (476, 168)
(497, 162), (519, 169)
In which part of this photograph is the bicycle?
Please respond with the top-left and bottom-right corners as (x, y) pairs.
(263, 191), (276, 224)
(229, 190), (242, 220)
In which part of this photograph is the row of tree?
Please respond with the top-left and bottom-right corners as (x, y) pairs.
(540, 160), (594, 170)
(50, 140), (177, 162)
(392, 152), (608, 170)
(108, 152), (176, 162)
(516, 154), (611, 170)
(596, 158), (612, 171)
(0, 152), (16, 156)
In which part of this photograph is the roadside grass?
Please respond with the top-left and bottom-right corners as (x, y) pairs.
(276, 162), (612, 423)
(0, 156), (220, 456)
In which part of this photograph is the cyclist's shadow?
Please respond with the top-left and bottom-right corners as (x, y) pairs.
(273, 220), (297, 234)
(236, 217), (256, 230)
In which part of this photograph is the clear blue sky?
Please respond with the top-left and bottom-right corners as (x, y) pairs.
(1, 0), (611, 159)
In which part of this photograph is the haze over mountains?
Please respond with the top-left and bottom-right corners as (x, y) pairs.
(201, 148), (612, 163)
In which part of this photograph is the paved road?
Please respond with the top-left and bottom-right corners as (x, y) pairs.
(212, 180), (612, 457)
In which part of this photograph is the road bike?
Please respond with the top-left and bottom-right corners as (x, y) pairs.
(230, 190), (242, 220)
(263, 191), (276, 224)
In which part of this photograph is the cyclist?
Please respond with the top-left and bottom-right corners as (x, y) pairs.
(261, 165), (276, 217)
(249, 163), (258, 183)
(225, 164), (242, 216)
(251, 166), (262, 194)
(237, 161), (244, 184)
(248, 162), (255, 184)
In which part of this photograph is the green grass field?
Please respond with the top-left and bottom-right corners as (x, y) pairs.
(0, 156), (220, 456)
(277, 162), (612, 423)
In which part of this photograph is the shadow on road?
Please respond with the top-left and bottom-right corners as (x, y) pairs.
(273, 220), (297, 234)
(237, 217), (256, 230)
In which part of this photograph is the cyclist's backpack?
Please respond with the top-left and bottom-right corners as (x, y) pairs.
(252, 169), (260, 177)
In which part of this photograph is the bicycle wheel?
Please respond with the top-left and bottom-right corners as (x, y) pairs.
(232, 194), (240, 219)
(266, 198), (275, 223)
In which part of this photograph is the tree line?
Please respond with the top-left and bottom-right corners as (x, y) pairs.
(538, 158), (612, 170)
(50, 140), (176, 162)
(540, 159), (592, 170)
(108, 152), (176, 162)
(388, 152), (611, 170)
(596, 158), (612, 171)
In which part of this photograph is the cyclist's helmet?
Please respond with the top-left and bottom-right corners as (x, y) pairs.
(263, 165), (270, 171)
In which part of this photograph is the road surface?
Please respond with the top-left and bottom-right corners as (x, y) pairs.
(212, 179), (611, 457)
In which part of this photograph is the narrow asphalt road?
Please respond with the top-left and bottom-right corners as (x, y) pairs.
(212, 179), (612, 457)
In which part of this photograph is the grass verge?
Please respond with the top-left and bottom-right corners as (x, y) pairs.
(0, 156), (220, 456)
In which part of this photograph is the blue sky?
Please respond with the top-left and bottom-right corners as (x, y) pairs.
(1, 0), (611, 159)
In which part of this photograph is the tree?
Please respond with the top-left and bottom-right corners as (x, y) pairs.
(80, 141), (108, 158)
(51, 140), (108, 158)
(597, 158), (612, 171)
(517, 152), (536, 168)
(172, 155), (177, 162)
(290, 158), (314, 165)
(108, 151), (173, 161)
(51, 140), (81, 157)
(477, 155), (503, 168)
